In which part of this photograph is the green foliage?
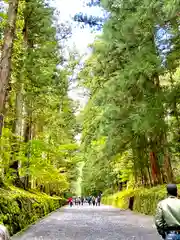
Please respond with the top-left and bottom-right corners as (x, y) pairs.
(102, 185), (175, 215)
(0, 1), (7, 45)
(79, 0), (180, 195)
(0, 186), (66, 236)
(102, 189), (137, 209)
(0, 0), (80, 198)
(133, 187), (166, 215)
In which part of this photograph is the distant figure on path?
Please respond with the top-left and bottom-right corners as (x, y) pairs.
(81, 196), (84, 205)
(0, 224), (10, 240)
(97, 194), (101, 206)
(68, 197), (73, 207)
(95, 197), (98, 206)
(88, 196), (92, 205)
(92, 196), (96, 206)
(155, 184), (180, 239)
(75, 197), (78, 205)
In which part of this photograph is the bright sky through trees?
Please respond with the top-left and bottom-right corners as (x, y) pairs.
(51, 0), (102, 117)
(52, 0), (101, 53)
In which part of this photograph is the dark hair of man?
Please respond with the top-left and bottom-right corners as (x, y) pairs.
(167, 184), (177, 197)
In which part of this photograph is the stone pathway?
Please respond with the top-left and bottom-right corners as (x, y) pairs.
(12, 204), (160, 240)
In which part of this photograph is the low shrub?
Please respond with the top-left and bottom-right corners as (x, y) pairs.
(0, 186), (66, 235)
(102, 188), (137, 209)
(102, 185), (174, 216)
(133, 186), (166, 215)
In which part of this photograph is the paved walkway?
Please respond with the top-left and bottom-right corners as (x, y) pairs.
(12, 204), (160, 240)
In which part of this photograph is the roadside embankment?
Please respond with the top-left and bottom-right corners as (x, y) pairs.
(102, 185), (171, 215)
(0, 186), (66, 235)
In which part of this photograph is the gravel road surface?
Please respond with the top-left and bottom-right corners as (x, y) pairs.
(12, 204), (160, 240)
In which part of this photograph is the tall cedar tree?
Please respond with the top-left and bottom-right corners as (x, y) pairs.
(79, 0), (180, 195)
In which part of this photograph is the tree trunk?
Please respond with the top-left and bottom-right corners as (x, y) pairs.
(0, 0), (19, 134)
(11, 1), (30, 188)
(147, 165), (152, 186)
(162, 132), (174, 183)
(13, 85), (23, 136)
(10, 83), (23, 187)
(23, 110), (32, 189)
(149, 151), (162, 185)
(164, 153), (174, 183)
(151, 44), (173, 184)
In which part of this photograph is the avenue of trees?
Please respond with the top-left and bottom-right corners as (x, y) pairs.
(1, 0), (180, 199)
(79, 0), (180, 196)
(0, 0), (79, 196)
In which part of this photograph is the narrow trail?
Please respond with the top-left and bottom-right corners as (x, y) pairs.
(12, 204), (159, 240)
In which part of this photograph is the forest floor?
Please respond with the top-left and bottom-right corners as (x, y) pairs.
(12, 204), (160, 240)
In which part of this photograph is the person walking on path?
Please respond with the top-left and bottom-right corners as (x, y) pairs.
(92, 196), (96, 206)
(78, 197), (81, 206)
(95, 197), (98, 206)
(155, 184), (180, 240)
(75, 197), (79, 205)
(81, 196), (84, 205)
(68, 197), (73, 207)
(88, 196), (92, 205)
(97, 194), (101, 206)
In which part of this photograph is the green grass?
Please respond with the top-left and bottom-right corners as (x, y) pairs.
(0, 186), (66, 235)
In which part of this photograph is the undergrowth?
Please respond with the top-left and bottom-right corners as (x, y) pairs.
(102, 185), (173, 215)
(0, 186), (66, 235)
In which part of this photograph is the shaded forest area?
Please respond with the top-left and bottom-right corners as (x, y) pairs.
(0, 0), (80, 197)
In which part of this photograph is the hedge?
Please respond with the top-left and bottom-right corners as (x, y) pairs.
(102, 185), (174, 215)
(0, 186), (66, 235)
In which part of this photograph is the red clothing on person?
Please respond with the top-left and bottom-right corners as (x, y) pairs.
(68, 197), (73, 203)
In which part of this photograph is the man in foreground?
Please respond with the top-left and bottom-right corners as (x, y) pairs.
(155, 184), (180, 239)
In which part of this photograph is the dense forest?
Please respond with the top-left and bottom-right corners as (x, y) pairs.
(0, 0), (80, 197)
(1, 0), (180, 201)
(79, 0), (180, 196)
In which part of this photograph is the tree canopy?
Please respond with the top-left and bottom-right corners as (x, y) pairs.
(0, 0), (80, 196)
(79, 0), (180, 196)
(1, 0), (180, 199)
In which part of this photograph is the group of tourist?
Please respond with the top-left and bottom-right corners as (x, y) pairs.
(74, 196), (84, 205)
(87, 195), (101, 206)
(68, 196), (84, 207)
(68, 194), (102, 207)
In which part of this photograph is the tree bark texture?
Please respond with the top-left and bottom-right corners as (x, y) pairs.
(0, 0), (19, 133)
